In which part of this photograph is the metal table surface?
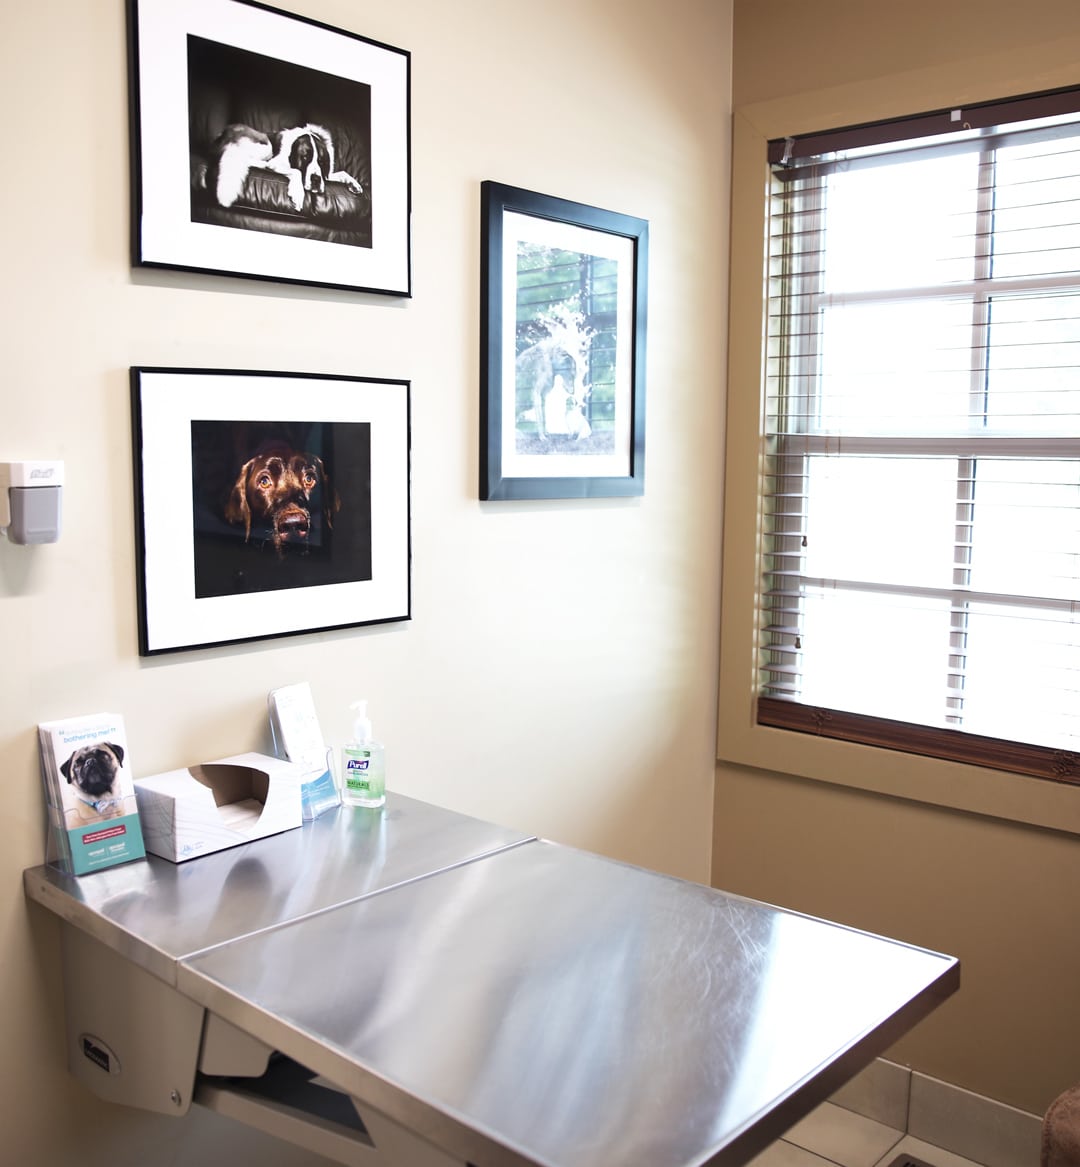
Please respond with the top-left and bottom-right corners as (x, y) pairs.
(25, 793), (959, 1167)
(24, 793), (534, 984)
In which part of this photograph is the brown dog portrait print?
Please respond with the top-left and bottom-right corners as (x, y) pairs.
(225, 444), (341, 556)
(190, 419), (372, 599)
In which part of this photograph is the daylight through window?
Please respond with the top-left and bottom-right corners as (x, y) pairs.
(759, 91), (1080, 780)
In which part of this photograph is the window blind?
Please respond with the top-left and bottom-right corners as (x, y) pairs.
(758, 90), (1080, 782)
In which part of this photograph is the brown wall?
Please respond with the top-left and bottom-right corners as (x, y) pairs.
(713, 765), (1079, 1114)
(717, 0), (1080, 1117)
(733, 0), (1080, 107)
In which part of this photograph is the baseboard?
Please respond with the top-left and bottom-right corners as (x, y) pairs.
(831, 1057), (912, 1132)
(830, 1060), (1042, 1167)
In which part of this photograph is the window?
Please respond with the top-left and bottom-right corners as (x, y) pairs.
(759, 90), (1080, 783)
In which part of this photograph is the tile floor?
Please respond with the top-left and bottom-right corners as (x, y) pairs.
(750, 1100), (990, 1167)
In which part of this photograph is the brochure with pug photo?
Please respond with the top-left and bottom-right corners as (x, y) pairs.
(38, 713), (146, 875)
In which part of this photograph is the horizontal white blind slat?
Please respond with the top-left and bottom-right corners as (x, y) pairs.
(768, 436), (1080, 455)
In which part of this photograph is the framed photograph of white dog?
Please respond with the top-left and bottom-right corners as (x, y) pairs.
(480, 181), (648, 501)
(131, 367), (411, 656)
(128, 0), (411, 296)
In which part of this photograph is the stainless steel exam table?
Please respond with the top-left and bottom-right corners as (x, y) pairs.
(23, 793), (959, 1167)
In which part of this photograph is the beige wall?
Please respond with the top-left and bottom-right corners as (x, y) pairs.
(1, 2), (731, 1164)
(718, 0), (1080, 1119)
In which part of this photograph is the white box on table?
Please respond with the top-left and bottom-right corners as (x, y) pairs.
(134, 752), (304, 862)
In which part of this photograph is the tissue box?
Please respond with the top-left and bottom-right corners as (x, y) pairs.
(134, 752), (304, 862)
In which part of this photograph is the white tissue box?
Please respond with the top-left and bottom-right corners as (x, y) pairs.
(134, 752), (304, 862)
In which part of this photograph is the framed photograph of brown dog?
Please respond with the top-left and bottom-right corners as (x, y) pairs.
(480, 182), (648, 500)
(128, 0), (410, 296)
(131, 367), (410, 655)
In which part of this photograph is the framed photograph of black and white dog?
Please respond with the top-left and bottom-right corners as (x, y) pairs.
(131, 367), (410, 655)
(480, 182), (648, 501)
(128, 0), (410, 296)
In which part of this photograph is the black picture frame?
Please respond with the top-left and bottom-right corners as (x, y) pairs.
(128, 0), (411, 296)
(131, 367), (410, 655)
(480, 181), (648, 500)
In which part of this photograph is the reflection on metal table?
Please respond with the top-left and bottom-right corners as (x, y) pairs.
(24, 792), (959, 1167)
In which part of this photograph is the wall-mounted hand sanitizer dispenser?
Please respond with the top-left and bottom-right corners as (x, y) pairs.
(0, 461), (64, 544)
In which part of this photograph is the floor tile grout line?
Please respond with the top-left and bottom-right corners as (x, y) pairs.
(904, 1065), (913, 1141)
(777, 1127), (908, 1167)
(770, 1131), (992, 1167)
(778, 1137), (851, 1167)
(870, 1132), (911, 1167)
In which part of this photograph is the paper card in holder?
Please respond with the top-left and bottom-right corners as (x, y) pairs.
(37, 712), (147, 875)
